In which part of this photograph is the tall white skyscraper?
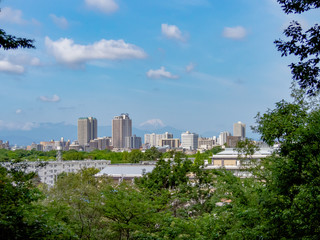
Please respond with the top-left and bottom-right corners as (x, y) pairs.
(78, 117), (97, 146)
(112, 113), (132, 149)
(218, 131), (231, 145)
(181, 131), (199, 150)
(233, 121), (246, 140)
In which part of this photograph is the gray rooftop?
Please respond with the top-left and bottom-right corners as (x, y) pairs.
(96, 164), (155, 177)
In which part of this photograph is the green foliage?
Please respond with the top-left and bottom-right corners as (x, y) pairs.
(44, 168), (109, 239)
(275, 1), (320, 95)
(144, 146), (162, 161)
(0, 163), (73, 239)
(127, 149), (144, 163)
(0, 28), (35, 50)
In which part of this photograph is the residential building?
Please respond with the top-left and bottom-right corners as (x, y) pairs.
(144, 132), (173, 147)
(226, 136), (241, 148)
(198, 137), (215, 150)
(112, 113), (132, 149)
(159, 138), (180, 149)
(218, 131), (231, 145)
(181, 131), (199, 150)
(125, 135), (142, 149)
(78, 117), (97, 146)
(1, 160), (110, 186)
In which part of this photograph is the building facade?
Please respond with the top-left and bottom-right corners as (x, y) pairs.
(181, 131), (199, 150)
(112, 113), (132, 149)
(125, 135), (142, 149)
(144, 132), (173, 147)
(159, 138), (180, 149)
(78, 117), (97, 146)
(233, 121), (246, 140)
(218, 131), (231, 145)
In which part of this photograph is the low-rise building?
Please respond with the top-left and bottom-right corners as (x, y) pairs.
(1, 160), (110, 186)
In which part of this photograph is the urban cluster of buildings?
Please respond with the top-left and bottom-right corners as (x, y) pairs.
(1, 114), (247, 153)
(73, 114), (246, 153)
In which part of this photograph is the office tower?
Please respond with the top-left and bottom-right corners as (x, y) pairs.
(181, 131), (199, 150)
(112, 113), (132, 148)
(78, 117), (98, 146)
(125, 135), (142, 149)
(218, 131), (231, 145)
(233, 121), (246, 140)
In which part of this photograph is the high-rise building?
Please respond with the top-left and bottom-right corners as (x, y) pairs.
(78, 117), (97, 146)
(181, 131), (199, 150)
(125, 135), (142, 149)
(112, 113), (132, 149)
(233, 121), (246, 140)
(218, 131), (231, 145)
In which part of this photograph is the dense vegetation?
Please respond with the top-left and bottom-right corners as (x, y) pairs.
(0, 146), (222, 163)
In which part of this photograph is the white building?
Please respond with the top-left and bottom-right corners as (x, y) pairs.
(181, 131), (199, 150)
(218, 131), (231, 145)
(1, 160), (110, 186)
(144, 132), (173, 147)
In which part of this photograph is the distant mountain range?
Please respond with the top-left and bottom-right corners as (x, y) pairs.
(0, 122), (220, 146)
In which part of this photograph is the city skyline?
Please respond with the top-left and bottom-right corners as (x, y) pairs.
(1, 1), (319, 139)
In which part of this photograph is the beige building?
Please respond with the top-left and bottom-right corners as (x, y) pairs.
(78, 117), (97, 146)
(233, 121), (246, 140)
(159, 138), (180, 149)
(112, 114), (132, 149)
(198, 137), (215, 150)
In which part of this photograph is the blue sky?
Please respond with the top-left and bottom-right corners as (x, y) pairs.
(0, 0), (319, 138)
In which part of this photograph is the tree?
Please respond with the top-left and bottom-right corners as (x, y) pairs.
(144, 146), (162, 161)
(275, 0), (320, 95)
(0, 162), (73, 239)
(0, 3), (35, 50)
(44, 168), (110, 239)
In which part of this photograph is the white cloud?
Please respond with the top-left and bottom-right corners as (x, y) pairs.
(0, 120), (38, 131)
(85, 0), (118, 14)
(50, 14), (68, 29)
(139, 119), (165, 128)
(45, 37), (147, 65)
(146, 66), (179, 79)
(16, 109), (22, 114)
(222, 26), (247, 40)
(161, 24), (185, 41)
(0, 7), (25, 24)
(186, 62), (195, 73)
(39, 94), (61, 102)
(0, 59), (24, 74)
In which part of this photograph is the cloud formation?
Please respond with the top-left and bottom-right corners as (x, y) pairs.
(45, 37), (147, 65)
(85, 0), (118, 14)
(0, 59), (24, 74)
(39, 94), (61, 102)
(0, 7), (25, 24)
(0, 120), (38, 131)
(161, 24), (185, 41)
(146, 66), (179, 79)
(186, 62), (195, 73)
(222, 26), (247, 40)
(50, 14), (68, 29)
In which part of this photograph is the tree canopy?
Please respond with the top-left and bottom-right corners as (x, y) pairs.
(275, 0), (320, 95)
